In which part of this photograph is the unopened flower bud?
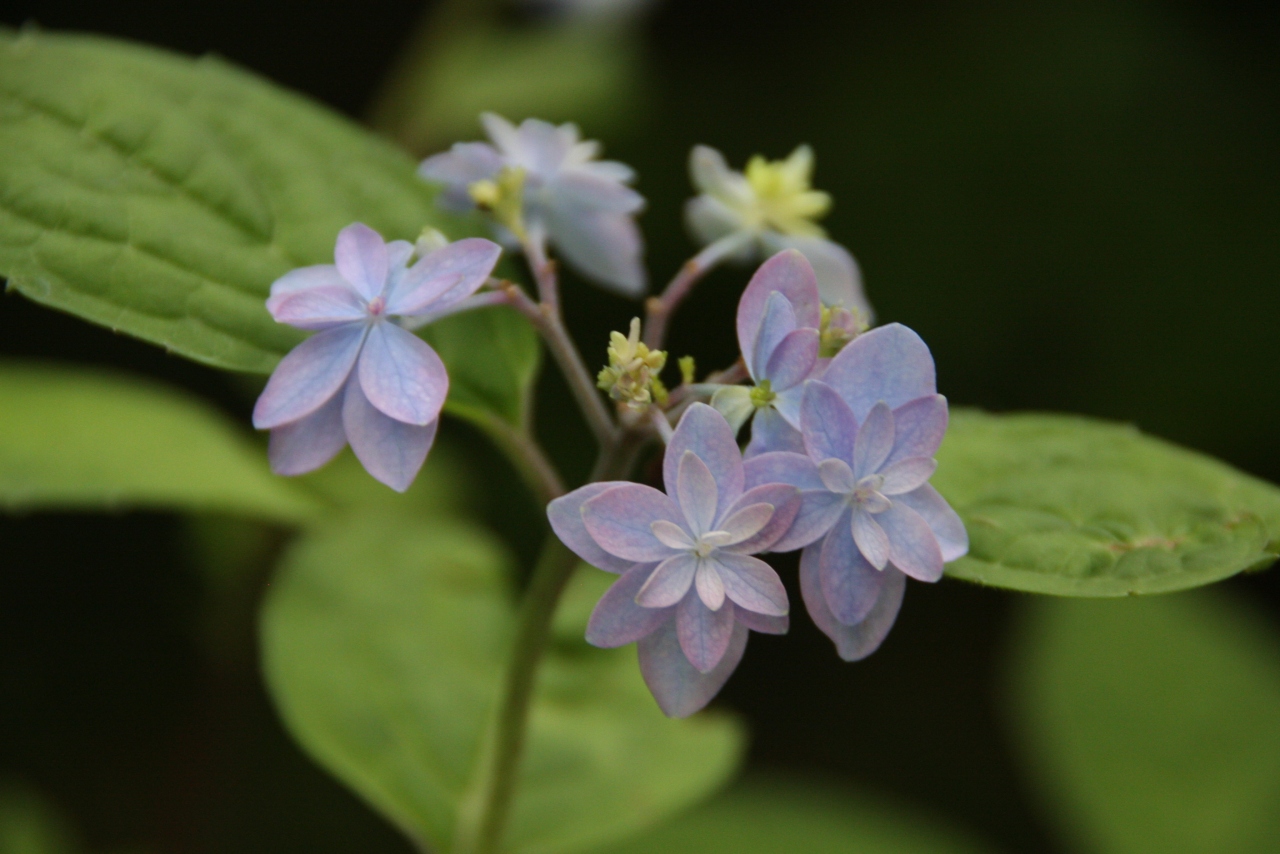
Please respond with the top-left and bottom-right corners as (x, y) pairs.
(597, 318), (667, 409)
(678, 355), (696, 386)
(819, 304), (869, 357)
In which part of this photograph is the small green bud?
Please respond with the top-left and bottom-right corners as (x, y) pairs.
(468, 166), (527, 238)
(819, 304), (869, 357)
(678, 356), (696, 386)
(597, 318), (668, 409)
(749, 379), (776, 408)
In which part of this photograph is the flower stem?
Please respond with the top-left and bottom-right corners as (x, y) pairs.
(520, 225), (560, 312)
(473, 413), (566, 507)
(643, 233), (750, 350)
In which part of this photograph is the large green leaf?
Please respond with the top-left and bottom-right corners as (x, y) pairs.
(0, 362), (316, 521)
(1007, 593), (1280, 853)
(0, 28), (540, 429)
(0, 784), (78, 854)
(597, 777), (994, 854)
(933, 410), (1280, 595)
(260, 517), (744, 853)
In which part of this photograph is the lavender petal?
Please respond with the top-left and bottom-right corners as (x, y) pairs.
(801, 544), (904, 662)
(879, 501), (945, 582)
(585, 564), (671, 647)
(665, 404), (745, 513)
(334, 223), (389, 302)
(676, 591), (736, 673)
(638, 618), (748, 718)
(267, 391), (347, 476)
(822, 323), (937, 422)
(252, 324), (366, 430)
(342, 377), (437, 493)
(581, 484), (683, 563)
(547, 482), (638, 573)
(895, 484), (969, 562)
(357, 323), (449, 426)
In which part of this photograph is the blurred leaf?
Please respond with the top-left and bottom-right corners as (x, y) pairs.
(297, 439), (473, 521)
(261, 518), (744, 853)
(0, 785), (77, 854)
(0, 363), (318, 521)
(933, 410), (1280, 595)
(1007, 592), (1280, 853)
(424, 305), (541, 429)
(596, 776), (994, 854)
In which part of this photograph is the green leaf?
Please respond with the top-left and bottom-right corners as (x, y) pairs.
(933, 410), (1280, 595)
(260, 518), (744, 854)
(424, 304), (540, 428)
(0, 362), (317, 521)
(1007, 593), (1280, 853)
(596, 776), (994, 854)
(0, 784), (78, 854)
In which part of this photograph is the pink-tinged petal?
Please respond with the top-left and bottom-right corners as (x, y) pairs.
(386, 240), (415, 271)
(760, 233), (871, 320)
(252, 325), (366, 429)
(745, 406), (806, 458)
(736, 250), (822, 368)
(763, 328), (819, 391)
(677, 592), (736, 673)
(334, 223), (389, 302)
(583, 484), (683, 563)
(851, 508), (891, 569)
(636, 554), (699, 608)
(342, 378), (437, 493)
(733, 604), (788, 635)
(267, 392), (347, 476)
(694, 560), (726, 610)
(677, 451), (719, 535)
(387, 238), (503, 316)
(714, 553), (788, 616)
(716, 503), (773, 545)
(853, 402), (895, 478)
(750, 292), (798, 379)
(818, 521), (886, 625)
(547, 482), (637, 573)
(638, 619), (748, 718)
(800, 381), (857, 465)
(267, 286), (366, 330)
(822, 323), (937, 422)
(886, 395), (948, 465)
(744, 451), (824, 492)
(895, 484), (969, 562)
(801, 545), (904, 662)
(880, 457), (938, 495)
(585, 564), (671, 647)
(268, 264), (349, 299)
(818, 458), (856, 493)
(357, 323), (449, 426)
(541, 206), (647, 297)
(722, 484), (801, 553)
(666, 404), (745, 511)
(879, 501), (945, 582)
(771, 490), (845, 553)
(651, 520), (695, 551)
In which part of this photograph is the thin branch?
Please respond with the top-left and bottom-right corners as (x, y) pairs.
(519, 223), (559, 312)
(643, 233), (750, 350)
(473, 414), (565, 506)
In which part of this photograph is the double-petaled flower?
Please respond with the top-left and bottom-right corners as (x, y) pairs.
(548, 404), (799, 717)
(252, 223), (501, 492)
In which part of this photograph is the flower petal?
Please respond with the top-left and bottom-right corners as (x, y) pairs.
(267, 391), (347, 476)
(582, 484), (683, 562)
(357, 323), (449, 426)
(268, 264), (350, 299)
(547, 482), (638, 573)
(267, 286), (367, 330)
(853, 402), (894, 478)
(773, 490), (845, 553)
(638, 618), (748, 718)
(733, 604), (789, 635)
(665, 403), (745, 513)
(744, 451), (824, 492)
(722, 483), (801, 553)
(651, 520), (695, 551)
(745, 406), (805, 458)
(695, 560), (726, 610)
(750, 292), (798, 380)
(709, 385), (755, 433)
(879, 501), (945, 582)
(715, 502), (773, 545)
(801, 544), (904, 662)
(886, 394), (948, 465)
(540, 206), (646, 297)
(714, 553), (788, 616)
(800, 380), (857, 465)
(685, 195), (743, 245)
(252, 325), (366, 429)
(676, 450), (720, 535)
(636, 553), (699, 608)
(879, 457), (938, 495)
(550, 170), (644, 214)
(342, 377), (437, 493)
(895, 484), (969, 562)
(818, 458), (856, 493)
(760, 232), (871, 320)
(736, 250), (822, 369)
(818, 521), (886, 625)
(677, 591), (736, 673)
(851, 508), (891, 569)
(387, 238), (503, 316)
(585, 564), (671, 647)
(418, 141), (503, 210)
(771, 383), (804, 427)
(763, 328), (819, 391)
(822, 323), (937, 422)
(334, 223), (389, 302)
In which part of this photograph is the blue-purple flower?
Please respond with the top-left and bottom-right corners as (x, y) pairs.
(743, 324), (968, 660)
(548, 404), (800, 717)
(711, 249), (823, 458)
(420, 113), (646, 296)
(252, 223), (502, 492)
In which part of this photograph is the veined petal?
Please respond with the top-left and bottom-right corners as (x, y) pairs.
(357, 323), (449, 426)
(540, 206), (646, 297)
(760, 233), (871, 320)
(714, 553), (788, 616)
(252, 325), (366, 429)
(772, 383), (804, 428)
(801, 544), (904, 662)
(267, 391), (347, 476)
(853, 402), (895, 478)
(387, 238), (502, 316)
(677, 451), (719, 535)
(772, 489), (845, 553)
(763, 328), (819, 392)
(800, 380), (857, 465)
(736, 250), (822, 366)
(583, 484), (683, 562)
(268, 264), (349, 299)
(342, 378), (437, 493)
(709, 385), (755, 433)
(880, 457), (938, 495)
(851, 508), (891, 570)
(722, 484), (800, 553)
(818, 458), (856, 494)
(547, 482), (638, 573)
(665, 404), (745, 513)
(745, 406), (805, 458)
(896, 484), (969, 562)
(751, 292), (797, 380)
(677, 592), (736, 673)
(818, 521), (886, 625)
(585, 564), (671, 647)
(822, 323), (937, 422)
(744, 451), (824, 492)
(695, 560), (726, 610)
(715, 503), (774, 546)
(651, 520), (696, 551)
(334, 223), (389, 302)
(886, 395), (949, 466)
(636, 553), (699, 609)
(879, 501), (945, 582)
(638, 619), (748, 718)
(733, 604), (788, 635)
(267, 286), (366, 330)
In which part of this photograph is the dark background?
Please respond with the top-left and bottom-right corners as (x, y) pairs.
(1, 0), (1279, 851)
